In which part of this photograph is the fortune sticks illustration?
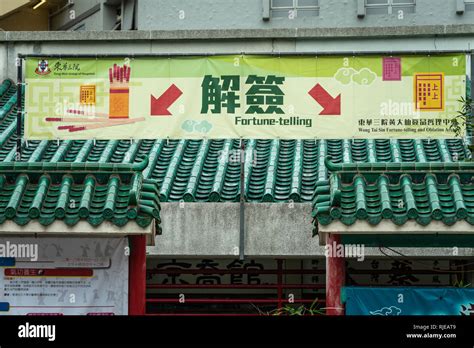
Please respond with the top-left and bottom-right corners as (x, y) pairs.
(45, 63), (144, 133)
(109, 63), (131, 119)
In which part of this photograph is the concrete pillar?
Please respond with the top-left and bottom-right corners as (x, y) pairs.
(325, 233), (345, 315)
(0, 43), (7, 80)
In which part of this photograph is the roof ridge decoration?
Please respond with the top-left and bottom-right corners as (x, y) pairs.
(324, 155), (474, 173)
(0, 156), (149, 173)
(312, 156), (474, 229)
(0, 157), (161, 230)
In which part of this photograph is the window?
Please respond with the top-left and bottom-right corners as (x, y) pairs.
(366, 0), (416, 15)
(271, 0), (319, 18)
(466, 0), (474, 11)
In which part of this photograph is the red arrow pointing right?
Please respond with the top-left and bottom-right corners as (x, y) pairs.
(308, 84), (341, 116)
(150, 84), (183, 116)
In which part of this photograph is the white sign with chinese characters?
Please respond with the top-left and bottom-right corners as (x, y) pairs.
(0, 237), (128, 315)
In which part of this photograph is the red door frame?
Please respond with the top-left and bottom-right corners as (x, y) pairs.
(128, 232), (346, 316)
(129, 234), (147, 315)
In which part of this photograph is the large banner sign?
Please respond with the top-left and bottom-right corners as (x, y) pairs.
(344, 287), (474, 316)
(25, 54), (466, 140)
(0, 237), (128, 315)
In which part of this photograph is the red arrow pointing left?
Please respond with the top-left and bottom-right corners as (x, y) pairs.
(150, 84), (183, 116)
(308, 84), (341, 116)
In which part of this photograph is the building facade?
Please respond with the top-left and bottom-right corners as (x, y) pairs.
(0, 0), (472, 315)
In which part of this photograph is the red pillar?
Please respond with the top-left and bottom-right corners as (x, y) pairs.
(129, 234), (147, 315)
(325, 233), (345, 316)
(277, 259), (283, 310)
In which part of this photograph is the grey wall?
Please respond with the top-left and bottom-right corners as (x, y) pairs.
(1, 28), (474, 80)
(137, 0), (474, 30)
(49, 0), (124, 31)
(150, 203), (317, 258)
(147, 203), (474, 258)
(0, 0), (471, 81)
(13, 0), (474, 32)
(50, 0), (102, 31)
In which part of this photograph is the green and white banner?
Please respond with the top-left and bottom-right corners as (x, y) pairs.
(25, 54), (466, 140)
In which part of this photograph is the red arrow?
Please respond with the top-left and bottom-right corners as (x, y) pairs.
(308, 84), (341, 115)
(150, 84), (183, 116)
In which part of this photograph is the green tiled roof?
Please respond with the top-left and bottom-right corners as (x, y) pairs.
(312, 157), (474, 227)
(0, 159), (160, 229)
(0, 79), (471, 204)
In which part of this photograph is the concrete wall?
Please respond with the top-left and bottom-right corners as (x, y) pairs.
(49, 0), (121, 31)
(50, 0), (100, 30)
(148, 203), (474, 258)
(150, 202), (318, 258)
(0, 28), (474, 80)
(137, 0), (474, 30)
(28, 0), (474, 33)
(1, 1), (472, 33)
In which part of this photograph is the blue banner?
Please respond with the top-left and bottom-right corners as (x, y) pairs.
(343, 287), (474, 316)
(0, 302), (9, 312)
(0, 258), (15, 267)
